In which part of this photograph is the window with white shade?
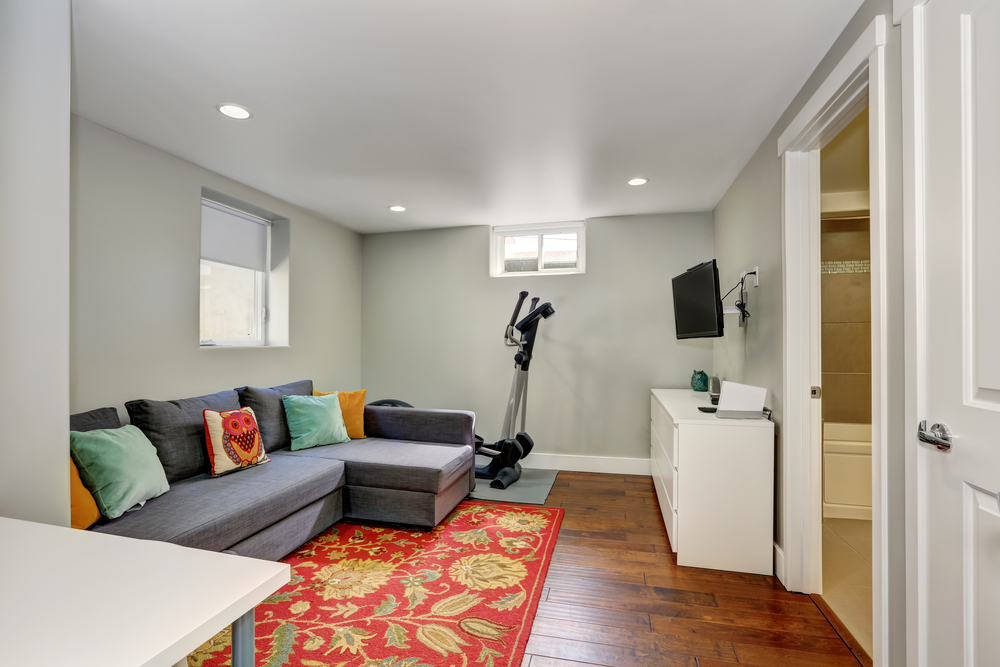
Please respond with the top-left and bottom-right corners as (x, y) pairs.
(490, 221), (585, 277)
(200, 199), (270, 346)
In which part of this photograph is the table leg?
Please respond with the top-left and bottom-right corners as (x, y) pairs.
(231, 608), (255, 667)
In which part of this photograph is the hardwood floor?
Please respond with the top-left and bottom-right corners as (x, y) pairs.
(521, 471), (863, 667)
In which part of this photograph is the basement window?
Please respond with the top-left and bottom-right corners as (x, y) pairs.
(199, 199), (270, 346)
(490, 221), (586, 277)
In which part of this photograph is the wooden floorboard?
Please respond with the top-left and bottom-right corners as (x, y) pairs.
(812, 593), (874, 667)
(521, 472), (862, 667)
(553, 535), (656, 552)
(534, 600), (653, 631)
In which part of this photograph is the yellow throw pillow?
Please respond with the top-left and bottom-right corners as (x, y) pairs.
(70, 458), (101, 530)
(314, 389), (366, 439)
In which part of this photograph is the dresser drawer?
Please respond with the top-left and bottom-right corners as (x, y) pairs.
(651, 419), (678, 510)
(650, 396), (679, 467)
(650, 453), (678, 552)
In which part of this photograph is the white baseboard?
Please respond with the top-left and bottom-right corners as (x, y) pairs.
(823, 503), (872, 520)
(520, 453), (651, 476)
(774, 542), (785, 586)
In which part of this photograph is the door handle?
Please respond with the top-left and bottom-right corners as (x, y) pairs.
(918, 420), (952, 451)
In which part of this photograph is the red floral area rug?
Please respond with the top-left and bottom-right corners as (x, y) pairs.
(189, 501), (563, 667)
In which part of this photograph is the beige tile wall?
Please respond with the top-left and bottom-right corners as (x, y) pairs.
(821, 218), (871, 424)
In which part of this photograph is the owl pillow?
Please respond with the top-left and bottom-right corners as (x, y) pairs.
(203, 407), (270, 477)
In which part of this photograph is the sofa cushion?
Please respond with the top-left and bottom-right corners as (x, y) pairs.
(70, 407), (122, 432)
(69, 458), (102, 530)
(315, 389), (367, 439)
(236, 380), (313, 452)
(90, 453), (345, 552)
(364, 405), (475, 446)
(204, 407), (270, 477)
(126, 390), (241, 483)
(70, 425), (170, 519)
(283, 438), (473, 494)
(283, 393), (350, 451)
(69, 407), (123, 529)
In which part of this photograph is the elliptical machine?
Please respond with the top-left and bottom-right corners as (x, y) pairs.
(475, 291), (555, 489)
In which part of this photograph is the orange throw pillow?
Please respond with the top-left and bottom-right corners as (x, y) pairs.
(314, 389), (366, 439)
(70, 458), (101, 530)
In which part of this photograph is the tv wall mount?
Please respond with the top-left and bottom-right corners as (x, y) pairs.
(722, 268), (758, 327)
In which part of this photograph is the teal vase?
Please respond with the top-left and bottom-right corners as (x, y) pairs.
(691, 370), (709, 392)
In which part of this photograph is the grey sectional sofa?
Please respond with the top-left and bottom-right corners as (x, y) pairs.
(71, 380), (475, 561)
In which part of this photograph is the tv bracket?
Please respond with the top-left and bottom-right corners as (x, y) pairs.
(723, 268), (758, 327)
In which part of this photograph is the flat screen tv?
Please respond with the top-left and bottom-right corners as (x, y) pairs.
(672, 259), (724, 339)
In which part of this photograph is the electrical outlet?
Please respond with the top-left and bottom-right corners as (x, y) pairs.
(752, 266), (759, 287)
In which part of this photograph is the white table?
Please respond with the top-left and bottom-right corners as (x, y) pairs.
(0, 517), (289, 667)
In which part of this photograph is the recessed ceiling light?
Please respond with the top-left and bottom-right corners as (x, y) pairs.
(388, 205), (406, 212)
(628, 178), (649, 186)
(216, 103), (252, 120)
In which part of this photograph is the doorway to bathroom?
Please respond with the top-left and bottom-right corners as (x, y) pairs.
(816, 107), (873, 664)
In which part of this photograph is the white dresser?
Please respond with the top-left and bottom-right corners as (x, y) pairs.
(650, 388), (775, 575)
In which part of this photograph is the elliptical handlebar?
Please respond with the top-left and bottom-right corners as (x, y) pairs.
(503, 291), (556, 349)
(515, 301), (555, 331)
(504, 291), (530, 348)
(508, 291), (529, 328)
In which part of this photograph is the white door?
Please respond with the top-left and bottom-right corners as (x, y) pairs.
(910, 0), (1000, 663)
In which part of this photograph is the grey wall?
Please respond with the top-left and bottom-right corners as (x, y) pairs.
(0, 1), (71, 525)
(711, 0), (904, 662)
(361, 214), (714, 462)
(70, 117), (363, 418)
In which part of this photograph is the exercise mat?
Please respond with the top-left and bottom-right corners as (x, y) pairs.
(470, 456), (559, 505)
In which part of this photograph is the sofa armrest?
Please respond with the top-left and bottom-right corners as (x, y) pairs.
(364, 405), (475, 446)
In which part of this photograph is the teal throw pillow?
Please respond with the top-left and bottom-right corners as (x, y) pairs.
(70, 425), (170, 519)
(282, 393), (350, 451)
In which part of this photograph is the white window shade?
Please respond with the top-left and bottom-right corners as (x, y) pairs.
(201, 200), (269, 272)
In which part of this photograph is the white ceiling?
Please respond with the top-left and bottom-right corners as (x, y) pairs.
(71, 0), (864, 234)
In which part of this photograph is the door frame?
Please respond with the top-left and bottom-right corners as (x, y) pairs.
(777, 14), (888, 666)
(897, 2), (931, 665)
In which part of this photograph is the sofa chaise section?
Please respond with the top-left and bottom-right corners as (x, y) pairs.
(284, 405), (476, 527)
(286, 438), (472, 527)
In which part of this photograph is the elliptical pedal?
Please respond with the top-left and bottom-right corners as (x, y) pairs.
(515, 432), (534, 457)
(490, 461), (522, 489)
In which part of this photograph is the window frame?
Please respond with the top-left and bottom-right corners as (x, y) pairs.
(199, 199), (272, 348)
(490, 221), (586, 277)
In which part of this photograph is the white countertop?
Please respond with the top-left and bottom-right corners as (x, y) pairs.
(651, 388), (774, 428)
(0, 517), (290, 667)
